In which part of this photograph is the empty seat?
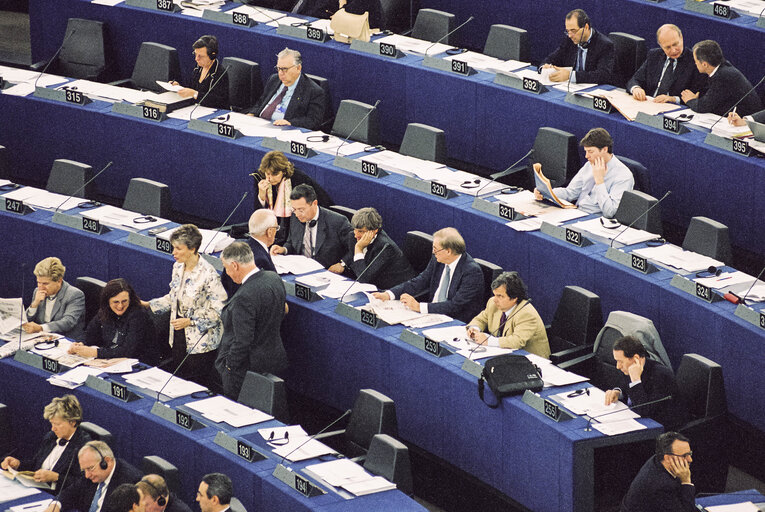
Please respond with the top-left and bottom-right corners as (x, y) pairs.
(46, 159), (94, 199)
(112, 42), (181, 92)
(229, 498), (247, 512)
(399, 123), (446, 164)
(331, 100), (381, 145)
(411, 8), (455, 43)
(223, 56), (263, 112)
(75, 276), (107, 326)
(402, 230), (433, 274)
(32, 18), (109, 81)
(141, 455), (181, 496)
(364, 434), (413, 495)
(328, 205), (358, 223)
(483, 24), (529, 62)
(305, 73), (332, 130)
(518, 127), (580, 190)
(682, 216), (732, 265)
(609, 32), (647, 88)
(616, 155), (650, 194)
(0, 145), (9, 180)
(79, 422), (113, 448)
(547, 285), (603, 363)
(237, 372), (289, 424)
(614, 190), (662, 235)
(122, 177), (171, 219)
(473, 258), (502, 303)
(378, 0), (407, 32)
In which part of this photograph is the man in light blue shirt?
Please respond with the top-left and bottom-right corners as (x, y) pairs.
(534, 127), (633, 218)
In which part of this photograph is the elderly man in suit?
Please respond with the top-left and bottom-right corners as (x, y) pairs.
(247, 47), (326, 130)
(466, 272), (550, 358)
(23, 257), (85, 340)
(217, 242), (287, 399)
(372, 227), (484, 323)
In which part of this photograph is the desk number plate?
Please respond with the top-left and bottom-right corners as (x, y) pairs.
(156, 237), (173, 254)
(760, 313), (765, 330)
(451, 59), (469, 75)
(232, 12), (250, 26)
(565, 228), (582, 247)
(142, 105), (161, 121)
(379, 42), (397, 57)
(111, 382), (129, 402)
(630, 254), (648, 273)
(237, 440), (256, 462)
(306, 27), (324, 41)
(662, 116), (681, 134)
(712, 2), (731, 18)
(360, 309), (377, 327)
(295, 474), (313, 497)
(42, 356), (59, 374)
(175, 410), (193, 430)
(732, 139), (749, 155)
(522, 77), (541, 94)
(217, 123), (236, 139)
(498, 204), (515, 220)
(156, 0), (174, 11)
(695, 283), (713, 303)
(430, 181), (448, 198)
(290, 141), (308, 157)
(360, 160), (379, 177)
(423, 338), (441, 356)
(65, 89), (86, 105)
(593, 96), (611, 113)
(294, 283), (311, 301)
(543, 399), (560, 421)
(82, 217), (102, 234)
(5, 198), (25, 214)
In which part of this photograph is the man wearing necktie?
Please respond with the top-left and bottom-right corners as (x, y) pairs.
(23, 257), (86, 340)
(628, 24), (708, 105)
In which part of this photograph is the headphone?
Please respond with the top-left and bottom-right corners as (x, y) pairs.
(89, 444), (109, 470)
(574, 11), (591, 48)
(141, 477), (168, 507)
(34, 338), (59, 350)
(696, 265), (722, 278)
(195, 35), (218, 59)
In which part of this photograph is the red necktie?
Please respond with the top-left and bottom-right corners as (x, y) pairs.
(260, 86), (288, 120)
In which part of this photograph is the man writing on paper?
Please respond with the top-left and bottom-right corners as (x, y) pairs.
(466, 272), (550, 358)
(534, 128), (633, 218)
(371, 227), (484, 323)
(541, 9), (614, 85)
(627, 24), (707, 105)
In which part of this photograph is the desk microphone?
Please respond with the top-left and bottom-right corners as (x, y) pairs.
(278, 409), (351, 465)
(424, 16), (474, 55)
(609, 190), (671, 248)
(188, 65), (231, 120)
(17, 263), (26, 354)
(474, 148), (535, 196)
(201, 191), (249, 254)
(54, 435), (78, 494)
(338, 243), (389, 303)
(33, 29), (77, 90)
(53, 161), (113, 213)
(584, 395), (672, 431)
(708, 72), (765, 132)
(727, 264), (765, 306)
(335, 99), (380, 157)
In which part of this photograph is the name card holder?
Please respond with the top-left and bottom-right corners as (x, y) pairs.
(85, 375), (141, 402)
(272, 464), (326, 497)
(493, 72), (547, 95)
(634, 112), (690, 135)
(275, 24), (330, 43)
(150, 402), (206, 431)
(539, 222), (593, 248)
(334, 302), (389, 329)
(1, 197), (34, 215)
(262, 138), (318, 158)
(683, 0), (739, 19)
(14, 350), (69, 374)
(125, 0), (182, 12)
(521, 390), (576, 422)
(422, 55), (477, 77)
(471, 196), (520, 221)
(332, 155), (389, 179)
(734, 303), (765, 330)
(604, 247), (658, 274)
(203, 9), (257, 27)
(34, 86), (93, 106)
(126, 232), (174, 257)
(284, 281), (323, 302)
(642, 0), (665, 3)
(564, 92), (612, 114)
(399, 329), (451, 357)
(758, 16), (765, 29)
(52, 212), (111, 235)
(402, 177), (457, 200)
(461, 358), (483, 378)
(703, 133), (751, 157)
(349, 39), (405, 59)
(213, 432), (267, 462)
(188, 119), (243, 140)
(669, 274), (722, 303)
(112, 102), (167, 122)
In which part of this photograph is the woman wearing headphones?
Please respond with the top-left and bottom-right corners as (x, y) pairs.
(0, 395), (91, 494)
(173, 35), (228, 110)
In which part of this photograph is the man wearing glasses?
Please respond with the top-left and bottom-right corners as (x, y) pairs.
(621, 432), (696, 512)
(541, 9), (614, 85)
(247, 47), (327, 130)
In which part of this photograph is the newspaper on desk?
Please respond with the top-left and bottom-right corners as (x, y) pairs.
(363, 294), (452, 328)
(632, 244), (723, 274)
(272, 255), (325, 275)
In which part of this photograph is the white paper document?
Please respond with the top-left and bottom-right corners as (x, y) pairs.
(551, 387), (639, 422)
(356, 150), (447, 178)
(0, 65), (43, 83)
(156, 80), (183, 92)
(583, 88), (682, 121)
(319, 281), (378, 300)
(591, 418), (647, 436)
(186, 396), (273, 427)
(91, 0), (124, 5)
(375, 34), (455, 55)
(540, 364), (589, 388)
(209, 112), (285, 138)
(272, 255), (326, 275)
(49, 366), (104, 389)
(456, 345), (513, 360)
(167, 105), (217, 121)
(421, 325), (468, 343)
(305, 459), (396, 495)
(694, 271), (756, 290)
(632, 244), (723, 273)
(7, 499), (53, 512)
(0, 475), (43, 502)
(2, 186), (80, 211)
(442, 51), (529, 74)
(271, 437), (336, 462)
(123, 367), (206, 398)
(705, 502), (761, 512)
(81, 204), (169, 231)
(228, 4), (287, 24)
(570, 218), (660, 246)
(259, 425), (308, 443)
(157, 226), (232, 254)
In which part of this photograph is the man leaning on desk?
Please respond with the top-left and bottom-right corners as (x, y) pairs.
(627, 24), (707, 105)
(534, 127), (633, 218)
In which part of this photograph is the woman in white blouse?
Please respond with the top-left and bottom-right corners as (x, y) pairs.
(144, 224), (227, 389)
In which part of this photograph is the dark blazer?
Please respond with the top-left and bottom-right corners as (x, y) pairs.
(190, 58), (228, 110)
(26, 280), (86, 341)
(58, 459), (143, 512)
(626, 47), (707, 99)
(248, 73), (326, 130)
(342, 229), (415, 290)
(621, 455), (696, 512)
(685, 61), (763, 116)
(616, 359), (686, 430)
(343, 0), (382, 29)
(283, 207), (353, 269)
(18, 427), (91, 494)
(166, 494), (193, 512)
(85, 306), (159, 365)
(544, 28), (614, 85)
(220, 238), (276, 297)
(215, 270), (288, 399)
(389, 252), (484, 323)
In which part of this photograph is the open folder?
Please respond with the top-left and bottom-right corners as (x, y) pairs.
(533, 163), (575, 209)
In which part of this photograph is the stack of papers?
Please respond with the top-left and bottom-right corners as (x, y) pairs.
(665, 108), (721, 130)
(508, 207), (587, 232)
(274, 130), (368, 156)
(30, 338), (92, 368)
(363, 297), (452, 327)
(123, 367), (206, 398)
(167, 105), (217, 121)
(705, 502), (761, 512)
(375, 34), (455, 55)
(185, 396), (272, 427)
(83, 358), (139, 373)
(550, 387), (639, 421)
(1, 468), (50, 491)
(56, 79), (152, 104)
(305, 459), (396, 496)
(442, 51), (528, 74)
(209, 112), (284, 138)
(0, 474), (43, 502)
(632, 245), (723, 273)
(272, 255), (325, 275)
(0, 66), (67, 96)
(295, 272), (378, 300)
(582, 89), (681, 121)
(82, 204), (170, 231)
(6, 499), (53, 512)
(716, 0), (765, 16)
(2, 186), (80, 211)
(694, 271), (755, 290)
(569, 218), (660, 246)
(355, 150), (448, 178)
(49, 366), (104, 389)
(228, 5), (287, 24)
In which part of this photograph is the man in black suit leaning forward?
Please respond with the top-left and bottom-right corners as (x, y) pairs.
(372, 227), (484, 323)
(270, 184), (353, 273)
(248, 47), (326, 130)
(217, 242), (287, 400)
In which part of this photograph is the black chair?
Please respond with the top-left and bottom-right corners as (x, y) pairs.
(609, 32), (646, 88)
(399, 123), (446, 164)
(31, 18), (109, 81)
(111, 42), (180, 92)
(483, 24), (529, 62)
(223, 56), (263, 113)
(46, 159), (94, 199)
(0, 403), (11, 455)
(513, 127), (580, 190)
(378, 0), (407, 32)
(141, 455), (181, 496)
(316, 389), (398, 459)
(402, 230), (433, 274)
(306, 73), (332, 131)
(682, 216), (732, 265)
(75, 276), (106, 326)
(79, 422), (114, 447)
(0, 145), (9, 180)
(329, 205), (358, 224)
(364, 434), (413, 495)
(546, 286), (603, 364)
(614, 190), (663, 235)
(122, 177), (172, 219)
(473, 258), (502, 304)
(616, 155), (650, 194)
(411, 8), (455, 43)
(331, 100), (381, 145)
(237, 371), (290, 424)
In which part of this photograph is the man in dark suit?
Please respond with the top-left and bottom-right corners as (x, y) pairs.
(542, 9), (614, 85)
(621, 432), (696, 512)
(105, 484), (145, 512)
(682, 40), (763, 117)
(604, 335), (686, 429)
(196, 474), (232, 512)
(247, 48), (326, 130)
(627, 24), (707, 105)
(341, 207), (415, 290)
(24, 257), (85, 340)
(48, 441), (142, 512)
(137, 474), (193, 512)
(221, 210), (278, 297)
(270, 184), (353, 272)
(372, 227), (484, 323)
(216, 242), (288, 400)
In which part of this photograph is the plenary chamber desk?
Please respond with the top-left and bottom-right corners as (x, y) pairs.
(21, 0), (765, 258)
(1, 88), (765, 437)
(0, 206), (663, 512)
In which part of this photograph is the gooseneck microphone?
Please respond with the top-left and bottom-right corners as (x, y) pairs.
(201, 191), (249, 254)
(188, 65), (231, 120)
(279, 409), (352, 465)
(54, 161), (114, 213)
(730, 265), (765, 306)
(584, 395), (672, 431)
(424, 16), (474, 55)
(34, 29), (77, 90)
(609, 190), (671, 248)
(708, 72), (765, 132)
(475, 148), (535, 196)
(338, 243), (389, 303)
(335, 99), (380, 157)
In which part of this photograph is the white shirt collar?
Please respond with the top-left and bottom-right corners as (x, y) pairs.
(709, 65), (720, 78)
(241, 267), (260, 284)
